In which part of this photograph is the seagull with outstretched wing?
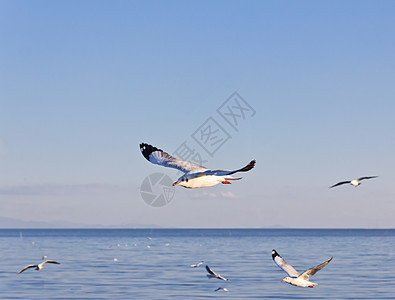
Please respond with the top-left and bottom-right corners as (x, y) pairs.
(205, 265), (229, 281)
(330, 176), (378, 188)
(140, 143), (255, 188)
(272, 249), (332, 288)
(190, 261), (204, 268)
(18, 260), (60, 274)
(214, 287), (229, 292)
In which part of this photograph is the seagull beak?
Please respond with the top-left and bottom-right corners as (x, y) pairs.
(172, 182), (179, 186)
(281, 279), (285, 282)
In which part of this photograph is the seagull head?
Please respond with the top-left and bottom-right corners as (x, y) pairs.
(173, 175), (190, 187)
(281, 277), (292, 283)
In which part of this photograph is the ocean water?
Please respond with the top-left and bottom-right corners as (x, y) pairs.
(0, 229), (394, 299)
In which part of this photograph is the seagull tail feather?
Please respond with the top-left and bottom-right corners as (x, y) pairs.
(225, 177), (242, 180)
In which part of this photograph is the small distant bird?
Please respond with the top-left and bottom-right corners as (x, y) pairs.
(214, 287), (229, 292)
(42, 256), (47, 260)
(272, 249), (332, 288)
(140, 143), (255, 188)
(17, 260), (60, 274)
(206, 265), (229, 281)
(190, 261), (204, 268)
(330, 176), (378, 188)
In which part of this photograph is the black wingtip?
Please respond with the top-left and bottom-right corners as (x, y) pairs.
(140, 143), (161, 161)
(272, 249), (280, 260)
(239, 160), (256, 172)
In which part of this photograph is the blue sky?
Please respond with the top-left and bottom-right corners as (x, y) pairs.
(1, 0), (394, 228)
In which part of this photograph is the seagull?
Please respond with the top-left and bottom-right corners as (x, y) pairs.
(330, 176), (378, 188)
(190, 261), (204, 268)
(206, 265), (229, 281)
(140, 143), (255, 188)
(214, 287), (229, 292)
(17, 260), (60, 274)
(272, 249), (332, 288)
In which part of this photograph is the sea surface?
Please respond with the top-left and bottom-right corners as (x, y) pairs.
(0, 229), (394, 299)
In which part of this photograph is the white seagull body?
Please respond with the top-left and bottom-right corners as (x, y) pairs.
(206, 265), (229, 281)
(17, 260), (60, 274)
(190, 261), (204, 268)
(272, 250), (332, 288)
(330, 176), (378, 188)
(140, 143), (255, 188)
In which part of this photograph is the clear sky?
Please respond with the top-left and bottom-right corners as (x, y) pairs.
(1, 0), (394, 228)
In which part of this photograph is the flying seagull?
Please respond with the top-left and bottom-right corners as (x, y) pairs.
(330, 176), (378, 188)
(272, 249), (332, 288)
(214, 287), (229, 292)
(190, 261), (204, 268)
(206, 265), (229, 281)
(140, 143), (255, 188)
(17, 260), (60, 274)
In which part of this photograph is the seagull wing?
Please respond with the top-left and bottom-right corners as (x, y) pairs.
(201, 160), (256, 177)
(205, 265), (217, 276)
(329, 181), (351, 188)
(226, 160), (256, 175)
(140, 143), (206, 173)
(298, 257), (333, 280)
(17, 265), (36, 274)
(42, 260), (60, 265)
(217, 274), (228, 281)
(357, 176), (378, 181)
(272, 249), (299, 277)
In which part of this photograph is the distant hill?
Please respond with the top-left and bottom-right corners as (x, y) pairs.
(0, 216), (161, 229)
